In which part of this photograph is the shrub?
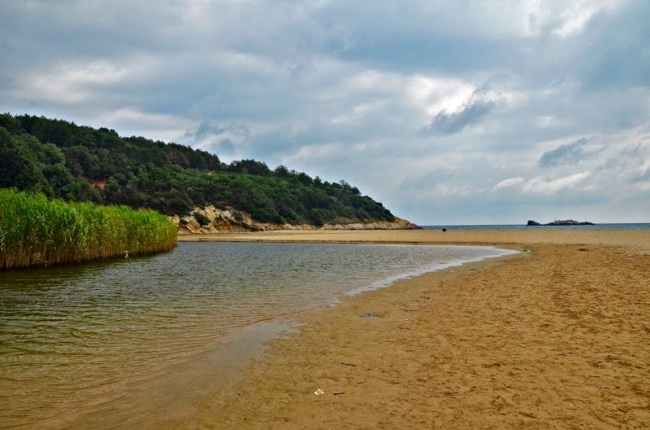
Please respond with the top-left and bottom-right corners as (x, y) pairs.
(193, 211), (211, 227)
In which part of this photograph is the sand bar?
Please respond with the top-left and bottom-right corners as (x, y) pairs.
(176, 230), (650, 429)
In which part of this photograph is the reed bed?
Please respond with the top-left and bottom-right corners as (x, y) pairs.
(0, 188), (177, 269)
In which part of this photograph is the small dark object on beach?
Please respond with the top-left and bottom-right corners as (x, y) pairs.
(578, 248), (588, 251)
(442, 228), (447, 232)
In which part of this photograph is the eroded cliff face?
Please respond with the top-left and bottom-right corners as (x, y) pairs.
(173, 205), (419, 234)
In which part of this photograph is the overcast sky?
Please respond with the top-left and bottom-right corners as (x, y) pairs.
(1, 0), (649, 224)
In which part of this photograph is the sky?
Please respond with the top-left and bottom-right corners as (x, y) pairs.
(1, 0), (649, 225)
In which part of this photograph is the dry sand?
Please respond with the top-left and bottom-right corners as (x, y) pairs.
(176, 230), (650, 429)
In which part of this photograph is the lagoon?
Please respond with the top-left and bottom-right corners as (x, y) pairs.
(0, 242), (514, 429)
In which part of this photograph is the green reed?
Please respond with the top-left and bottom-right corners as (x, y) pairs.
(0, 188), (177, 269)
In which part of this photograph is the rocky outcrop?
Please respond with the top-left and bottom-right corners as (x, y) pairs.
(173, 205), (419, 234)
(545, 219), (595, 226)
(527, 219), (594, 226)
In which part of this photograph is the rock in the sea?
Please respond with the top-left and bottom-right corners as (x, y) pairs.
(545, 220), (595, 226)
(526, 219), (594, 226)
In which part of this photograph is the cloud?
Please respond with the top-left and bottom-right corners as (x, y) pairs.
(209, 138), (236, 157)
(522, 171), (593, 195)
(538, 137), (591, 167)
(182, 121), (250, 142)
(179, 121), (250, 159)
(493, 177), (525, 190)
(426, 84), (503, 135)
(0, 0), (649, 223)
(493, 170), (597, 195)
(623, 148), (650, 185)
(574, 1), (650, 91)
(427, 100), (497, 135)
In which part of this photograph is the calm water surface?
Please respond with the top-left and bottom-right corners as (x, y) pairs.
(0, 242), (515, 429)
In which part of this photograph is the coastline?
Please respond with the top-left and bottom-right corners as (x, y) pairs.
(177, 228), (650, 248)
(174, 230), (650, 429)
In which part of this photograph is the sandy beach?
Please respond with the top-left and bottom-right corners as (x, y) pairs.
(176, 230), (650, 429)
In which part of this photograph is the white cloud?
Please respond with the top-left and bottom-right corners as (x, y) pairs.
(535, 115), (562, 128)
(17, 60), (128, 104)
(432, 184), (471, 197)
(494, 177), (526, 190)
(404, 76), (474, 119)
(103, 108), (193, 141)
(551, 0), (622, 38)
(522, 171), (593, 194)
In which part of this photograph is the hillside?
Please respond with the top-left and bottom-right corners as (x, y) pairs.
(0, 114), (409, 228)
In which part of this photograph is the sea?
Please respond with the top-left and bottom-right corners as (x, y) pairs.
(421, 223), (650, 231)
(0, 241), (516, 429)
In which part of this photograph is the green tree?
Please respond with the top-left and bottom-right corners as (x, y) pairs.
(0, 128), (52, 195)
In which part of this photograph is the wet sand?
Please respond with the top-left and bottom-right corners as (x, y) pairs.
(176, 230), (650, 429)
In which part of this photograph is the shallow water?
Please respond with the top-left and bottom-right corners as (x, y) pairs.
(0, 242), (515, 429)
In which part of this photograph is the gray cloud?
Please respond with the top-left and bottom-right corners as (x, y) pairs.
(426, 82), (504, 135)
(179, 121), (251, 161)
(427, 100), (498, 135)
(538, 138), (590, 167)
(575, 1), (650, 91)
(208, 138), (236, 158)
(182, 121), (250, 142)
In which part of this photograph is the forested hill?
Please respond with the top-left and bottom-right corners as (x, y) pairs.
(0, 114), (396, 226)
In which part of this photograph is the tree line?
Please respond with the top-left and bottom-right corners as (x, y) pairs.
(0, 114), (395, 226)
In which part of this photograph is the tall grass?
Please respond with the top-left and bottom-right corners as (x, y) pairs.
(0, 188), (177, 269)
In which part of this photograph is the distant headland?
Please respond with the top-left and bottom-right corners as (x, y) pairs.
(527, 219), (595, 226)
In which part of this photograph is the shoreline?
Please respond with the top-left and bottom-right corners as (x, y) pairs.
(173, 230), (650, 429)
(176, 228), (650, 247)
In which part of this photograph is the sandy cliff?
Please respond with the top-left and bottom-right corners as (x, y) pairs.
(173, 205), (419, 234)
